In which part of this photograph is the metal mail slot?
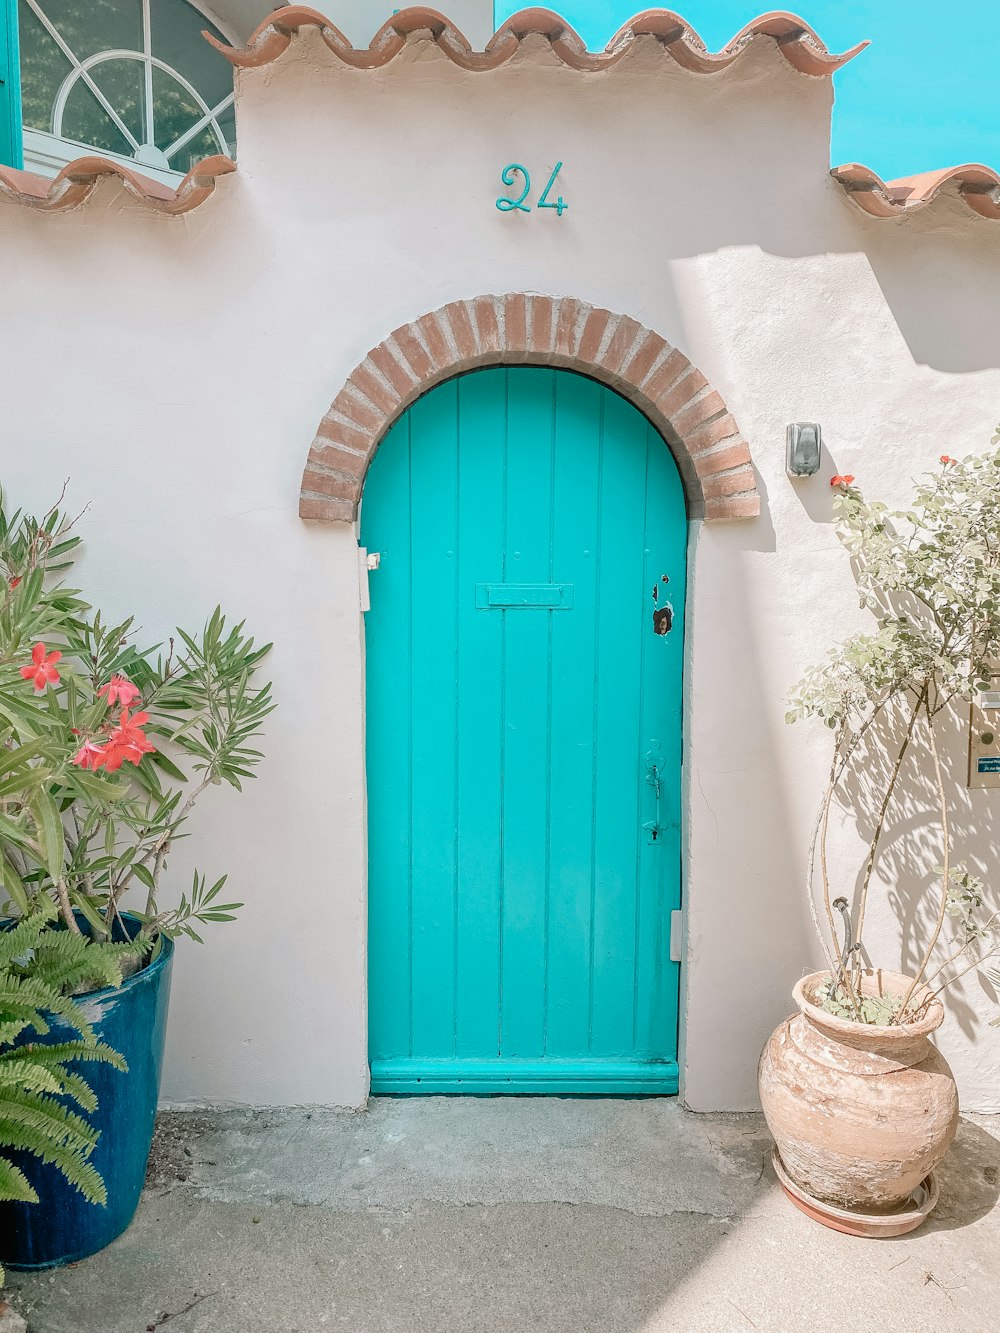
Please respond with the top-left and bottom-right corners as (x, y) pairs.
(475, 583), (574, 609)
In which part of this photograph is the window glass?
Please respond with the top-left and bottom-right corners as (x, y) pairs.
(151, 62), (202, 155)
(172, 124), (220, 175)
(89, 59), (147, 146)
(214, 101), (235, 155)
(34, 0), (142, 63)
(60, 80), (132, 156)
(152, 0), (232, 112)
(17, 0), (71, 133)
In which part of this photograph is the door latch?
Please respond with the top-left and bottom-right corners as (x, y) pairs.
(358, 548), (381, 612)
(643, 740), (665, 844)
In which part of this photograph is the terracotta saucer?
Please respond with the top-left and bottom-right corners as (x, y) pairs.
(771, 1148), (938, 1238)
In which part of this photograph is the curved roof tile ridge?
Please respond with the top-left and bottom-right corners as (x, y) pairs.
(833, 162), (1000, 219)
(0, 154), (236, 214)
(205, 4), (867, 76)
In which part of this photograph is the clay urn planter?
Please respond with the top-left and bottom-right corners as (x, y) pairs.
(758, 969), (959, 1236)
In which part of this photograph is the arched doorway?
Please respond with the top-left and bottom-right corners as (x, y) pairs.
(363, 366), (686, 1094)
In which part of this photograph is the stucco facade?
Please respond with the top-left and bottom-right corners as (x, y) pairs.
(4, 12), (1000, 1111)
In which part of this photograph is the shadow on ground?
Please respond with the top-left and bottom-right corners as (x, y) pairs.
(6, 1101), (1000, 1333)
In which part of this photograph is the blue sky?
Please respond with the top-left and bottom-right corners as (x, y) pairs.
(492, 2), (1000, 181)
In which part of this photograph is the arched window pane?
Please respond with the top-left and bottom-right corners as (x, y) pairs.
(172, 122), (219, 175)
(60, 79), (132, 156)
(34, 0), (142, 64)
(18, 0), (71, 133)
(151, 63), (208, 155)
(214, 101), (235, 155)
(152, 0), (232, 112)
(90, 59), (147, 145)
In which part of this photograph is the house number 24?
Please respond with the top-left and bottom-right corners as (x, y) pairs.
(496, 161), (568, 216)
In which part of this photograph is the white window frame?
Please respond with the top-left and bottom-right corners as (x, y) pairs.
(21, 0), (238, 182)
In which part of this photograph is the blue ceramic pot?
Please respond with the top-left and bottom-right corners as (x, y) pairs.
(0, 916), (173, 1269)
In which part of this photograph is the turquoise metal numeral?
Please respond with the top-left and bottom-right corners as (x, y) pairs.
(496, 164), (531, 213)
(537, 161), (567, 216)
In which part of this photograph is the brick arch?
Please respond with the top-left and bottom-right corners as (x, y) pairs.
(298, 296), (760, 523)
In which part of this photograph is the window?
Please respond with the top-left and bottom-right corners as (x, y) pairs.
(18, 0), (235, 183)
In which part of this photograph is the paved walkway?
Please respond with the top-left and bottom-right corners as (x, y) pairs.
(8, 1099), (1000, 1332)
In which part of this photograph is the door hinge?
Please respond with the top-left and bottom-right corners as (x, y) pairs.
(358, 548), (381, 612)
(669, 910), (683, 964)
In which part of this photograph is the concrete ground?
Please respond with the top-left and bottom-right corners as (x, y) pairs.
(6, 1099), (1000, 1333)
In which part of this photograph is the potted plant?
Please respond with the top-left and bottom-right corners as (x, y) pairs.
(0, 491), (273, 1268)
(759, 440), (1000, 1237)
(0, 907), (128, 1286)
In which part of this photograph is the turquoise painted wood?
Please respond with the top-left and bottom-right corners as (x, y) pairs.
(0, 0), (22, 169)
(364, 368), (686, 1095)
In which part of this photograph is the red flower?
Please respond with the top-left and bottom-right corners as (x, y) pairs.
(940, 455), (957, 465)
(7, 576), (20, 589)
(72, 708), (156, 773)
(97, 674), (141, 709)
(100, 708), (156, 770)
(830, 475), (856, 488)
(72, 740), (107, 771)
(19, 642), (61, 692)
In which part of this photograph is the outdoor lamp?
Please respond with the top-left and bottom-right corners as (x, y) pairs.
(786, 422), (823, 477)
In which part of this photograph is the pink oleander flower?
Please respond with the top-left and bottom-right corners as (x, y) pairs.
(72, 740), (107, 771)
(99, 708), (156, 771)
(97, 673), (142, 709)
(20, 642), (61, 692)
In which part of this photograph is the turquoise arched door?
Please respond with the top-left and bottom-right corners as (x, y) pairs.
(363, 367), (686, 1094)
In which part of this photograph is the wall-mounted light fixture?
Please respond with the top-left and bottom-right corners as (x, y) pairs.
(786, 422), (822, 477)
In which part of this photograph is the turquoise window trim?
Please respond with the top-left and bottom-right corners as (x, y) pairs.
(0, 0), (22, 169)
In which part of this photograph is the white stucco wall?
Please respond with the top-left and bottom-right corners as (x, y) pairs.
(4, 27), (1000, 1110)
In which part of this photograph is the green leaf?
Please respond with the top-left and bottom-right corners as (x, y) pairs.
(29, 789), (65, 880)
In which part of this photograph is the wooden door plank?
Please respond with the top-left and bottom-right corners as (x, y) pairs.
(364, 412), (414, 1061)
(499, 368), (555, 1059)
(634, 423), (687, 1055)
(408, 384), (460, 1056)
(589, 388), (648, 1056)
(454, 370), (506, 1058)
(544, 372), (603, 1057)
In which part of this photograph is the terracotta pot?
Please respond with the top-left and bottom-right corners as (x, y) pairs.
(758, 969), (959, 1212)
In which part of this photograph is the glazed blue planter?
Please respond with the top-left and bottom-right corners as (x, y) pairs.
(0, 917), (173, 1270)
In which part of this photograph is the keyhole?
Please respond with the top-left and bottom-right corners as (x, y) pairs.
(652, 585), (658, 604)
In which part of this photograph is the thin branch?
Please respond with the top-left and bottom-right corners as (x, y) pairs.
(931, 943), (1000, 1000)
(854, 686), (925, 941)
(924, 917), (1000, 991)
(898, 700), (950, 1015)
(53, 879), (82, 935)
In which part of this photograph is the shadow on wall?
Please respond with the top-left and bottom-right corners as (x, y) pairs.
(837, 699), (1000, 1045)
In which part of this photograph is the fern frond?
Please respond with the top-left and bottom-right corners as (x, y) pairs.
(0, 1120), (106, 1206)
(0, 1090), (101, 1153)
(4, 1040), (126, 1074)
(0, 1156), (38, 1204)
(0, 909), (127, 1216)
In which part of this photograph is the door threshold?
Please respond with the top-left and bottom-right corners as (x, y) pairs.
(370, 1057), (678, 1096)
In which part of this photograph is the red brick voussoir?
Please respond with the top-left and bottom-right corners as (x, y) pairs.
(298, 296), (761, 523)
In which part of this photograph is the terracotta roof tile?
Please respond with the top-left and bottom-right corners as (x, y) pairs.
(0, 154), (235, 215)
(207, 5), (866, 76)
(832, 162), (1000, 220)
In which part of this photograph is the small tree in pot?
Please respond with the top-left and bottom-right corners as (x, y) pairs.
(759, 437), (1000, 1236)
(0, 490), (273, 1268)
